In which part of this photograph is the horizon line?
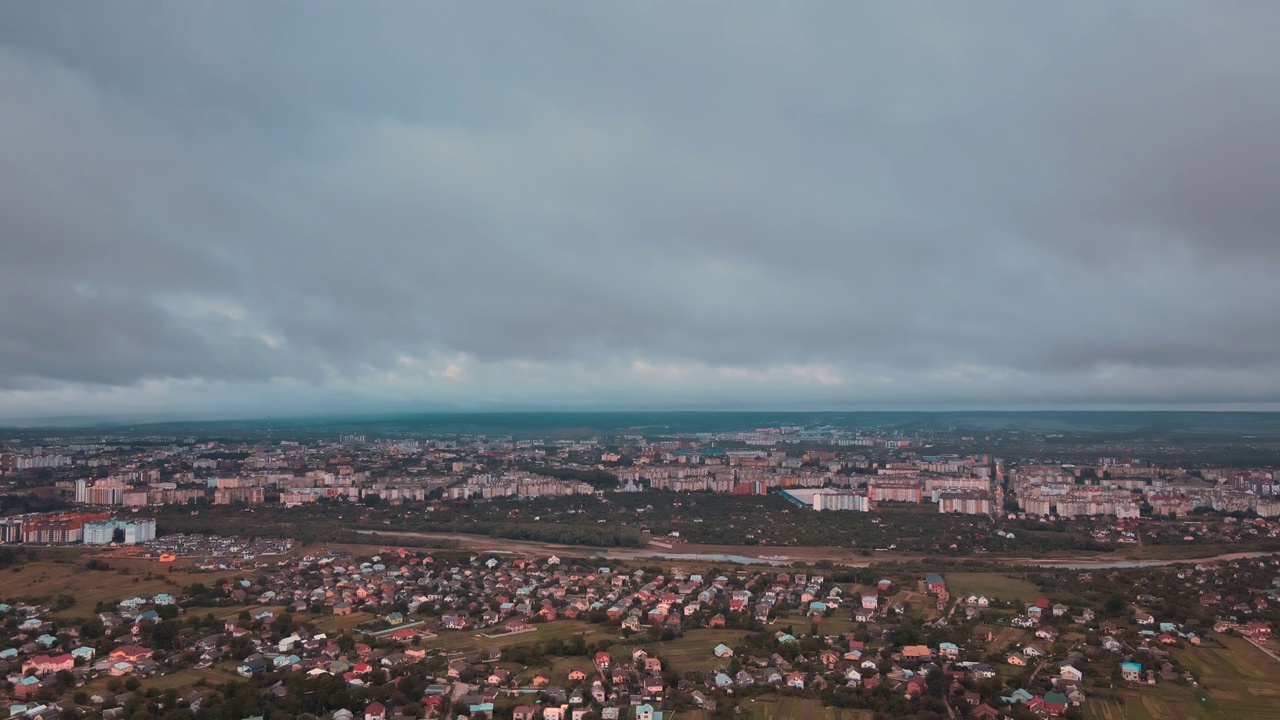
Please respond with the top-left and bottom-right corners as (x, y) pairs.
(6, 405), (1280, 429)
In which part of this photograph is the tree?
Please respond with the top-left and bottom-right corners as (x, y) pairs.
(1104, 595), (1127, 617)
(153, 620), (182, 650)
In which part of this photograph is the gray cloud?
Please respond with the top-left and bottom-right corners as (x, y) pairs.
(2, 1), (1280, 418)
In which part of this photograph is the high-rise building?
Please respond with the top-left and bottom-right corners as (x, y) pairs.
(83, 518), (156, 545)
(124, 519), (156, 544)
(83, 520), (116, 545)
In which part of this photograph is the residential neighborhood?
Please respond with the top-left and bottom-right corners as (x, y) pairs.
(0, 539), (1277, 719)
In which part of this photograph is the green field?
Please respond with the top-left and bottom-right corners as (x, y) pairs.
(742, 697), (872, 720)
(946, 572), (1042, 603)
(1085, 634), (1280, 720)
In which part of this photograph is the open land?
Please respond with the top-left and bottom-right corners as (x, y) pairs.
(0, 549), (216, 619)
(1082, 635), (1280, 720)
(742, 697), (874, 720)
(946, 572), (1044, 603)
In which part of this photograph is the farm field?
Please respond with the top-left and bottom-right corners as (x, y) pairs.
(743, 697), (873, 720)
(1084, 686), (1233, 720)
(1085, 634), (1280, 720)
(946, 572), (1042, 603)
(1085, 696), (1156, 720)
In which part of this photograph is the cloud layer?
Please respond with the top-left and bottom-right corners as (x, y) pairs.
(3, 2), (1280, 419)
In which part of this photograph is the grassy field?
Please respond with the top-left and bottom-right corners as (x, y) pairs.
(775, 613), (859, 636)
(1085, 697), (1155, 720)
(1083, 686), (1224, 720)
(742, 697), (872, 720)
(0, 555), (213, 619)
(210, 604), (287, 621)
(431, 620), (616, 653)
(1085, 634), (1280, 720)
(508, 627), (752, 681)
(883, 590), (938, 621)
(144, 665), (244, 691)
(946, 572), (1042, 603)
(641, 629), (750, 673)
(990, 627), (1030, 653)
(80, 663), (243, 694)
(312, 610), (375, 634)
(510, 654), (603, 684)
(573, 628), (754, 675)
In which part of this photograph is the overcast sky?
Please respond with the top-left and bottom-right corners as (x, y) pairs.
(2, 2), (1280, 420)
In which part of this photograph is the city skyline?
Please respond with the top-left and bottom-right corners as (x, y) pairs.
(3, 3), (1280, 419)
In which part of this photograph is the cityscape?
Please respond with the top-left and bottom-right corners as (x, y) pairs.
(0, 414), (1278, 720)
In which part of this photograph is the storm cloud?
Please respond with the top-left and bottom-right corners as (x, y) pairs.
(2, 2), (1280, 419)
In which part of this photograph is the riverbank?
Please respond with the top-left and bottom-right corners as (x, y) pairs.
(354, 529), (1280, 570)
